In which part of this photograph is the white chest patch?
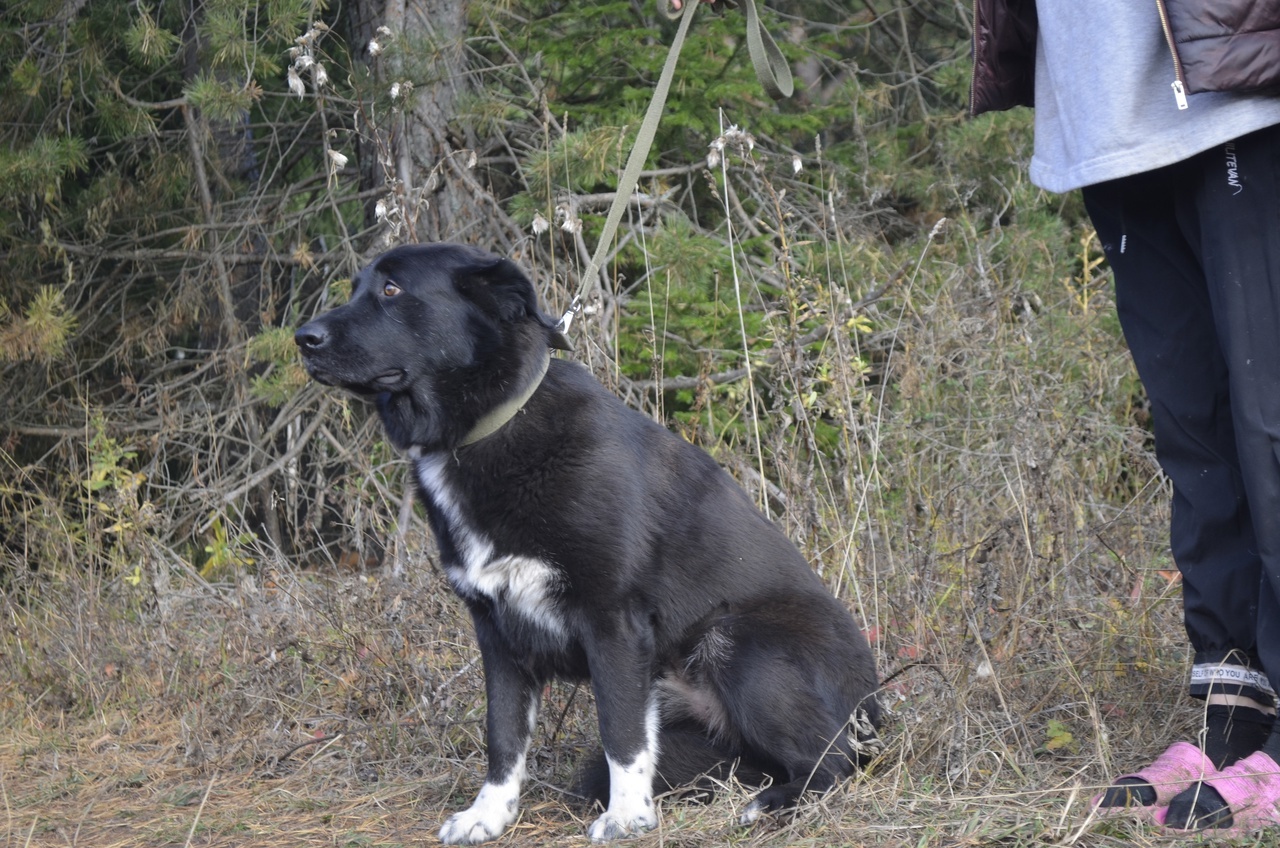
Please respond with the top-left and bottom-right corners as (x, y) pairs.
(415, 453), (565, 637)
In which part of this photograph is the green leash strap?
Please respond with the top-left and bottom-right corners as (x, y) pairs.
(555, 0), (792, 336)
(662, 0), (794, 99)
(740, 0), (794, 101)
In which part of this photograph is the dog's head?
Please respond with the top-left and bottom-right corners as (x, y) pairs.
(295, 243), (570, 449)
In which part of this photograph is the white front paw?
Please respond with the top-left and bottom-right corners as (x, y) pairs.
(587, 807), (658, 842)
(438, 799), (518, 845)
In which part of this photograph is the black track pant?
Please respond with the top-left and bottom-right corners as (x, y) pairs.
(1082, 122), (1280, 707)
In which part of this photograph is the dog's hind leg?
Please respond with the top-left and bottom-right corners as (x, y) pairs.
(729, 683), (861, 822)
(439, 616), (542, 845)
(703, 602), (879, 823)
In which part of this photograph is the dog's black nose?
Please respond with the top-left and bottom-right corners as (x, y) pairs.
(294, 323), (328, 350)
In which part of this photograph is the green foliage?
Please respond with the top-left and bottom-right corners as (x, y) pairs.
(85, 425), (139, 496)
(646, 213), (725, 293)
(521, 126), (630, 204)
(0, 137), (89, 202)
(478, 0), (850, 203)
(0, 286), (78, 363)
(10, 57), (42, 97)
(0, 0), (365, 580)
(123, 5), (181, 68)
(1038, 718), (1079, 755)
(183, 73), (266, 122)
(248, 327), (309, 405)
(77, 421), (160, 589)
(248, 326), (301, 364)
(200, 514), (257, 579)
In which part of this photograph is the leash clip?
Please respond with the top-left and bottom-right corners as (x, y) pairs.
(556, 294), (583, 335)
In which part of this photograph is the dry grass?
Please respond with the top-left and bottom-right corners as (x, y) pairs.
(0, 499), (1258, 847)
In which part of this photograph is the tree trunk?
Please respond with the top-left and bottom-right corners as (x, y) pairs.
(349, 0), (524, 249)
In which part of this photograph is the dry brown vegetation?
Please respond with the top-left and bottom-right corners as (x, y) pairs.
(1, 514), (1200, 848)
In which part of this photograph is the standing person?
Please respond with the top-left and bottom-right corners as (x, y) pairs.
(971, 0), (1280, 834)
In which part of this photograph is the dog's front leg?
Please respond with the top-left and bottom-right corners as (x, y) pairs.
(439, 616), (541, 845)
(585, 621), (660, 842)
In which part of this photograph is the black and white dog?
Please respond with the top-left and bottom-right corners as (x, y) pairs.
(295, 244), (880, 844)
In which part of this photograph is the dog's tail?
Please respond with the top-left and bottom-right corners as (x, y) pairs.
(570, 722), (773, 808)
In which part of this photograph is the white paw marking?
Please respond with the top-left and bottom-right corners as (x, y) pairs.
(587, 807), (658, 842)
(438, 772), (522, 845)
(739, 799), (764, 825)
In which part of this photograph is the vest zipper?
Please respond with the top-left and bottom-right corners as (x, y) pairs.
(1155, 0), (1189, 109)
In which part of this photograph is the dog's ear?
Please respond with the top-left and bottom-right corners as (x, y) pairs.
(458, 253), (540, 322)
(548, 325), (574, 352)
(459, 251), (574, 351)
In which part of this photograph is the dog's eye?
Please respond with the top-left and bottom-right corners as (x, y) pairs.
(382, 281), (402, 298)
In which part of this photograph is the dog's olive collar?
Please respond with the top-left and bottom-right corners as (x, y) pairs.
(458, 347), (552, 447)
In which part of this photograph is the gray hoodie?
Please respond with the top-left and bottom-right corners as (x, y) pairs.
(1029, 1), (1280, 192)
